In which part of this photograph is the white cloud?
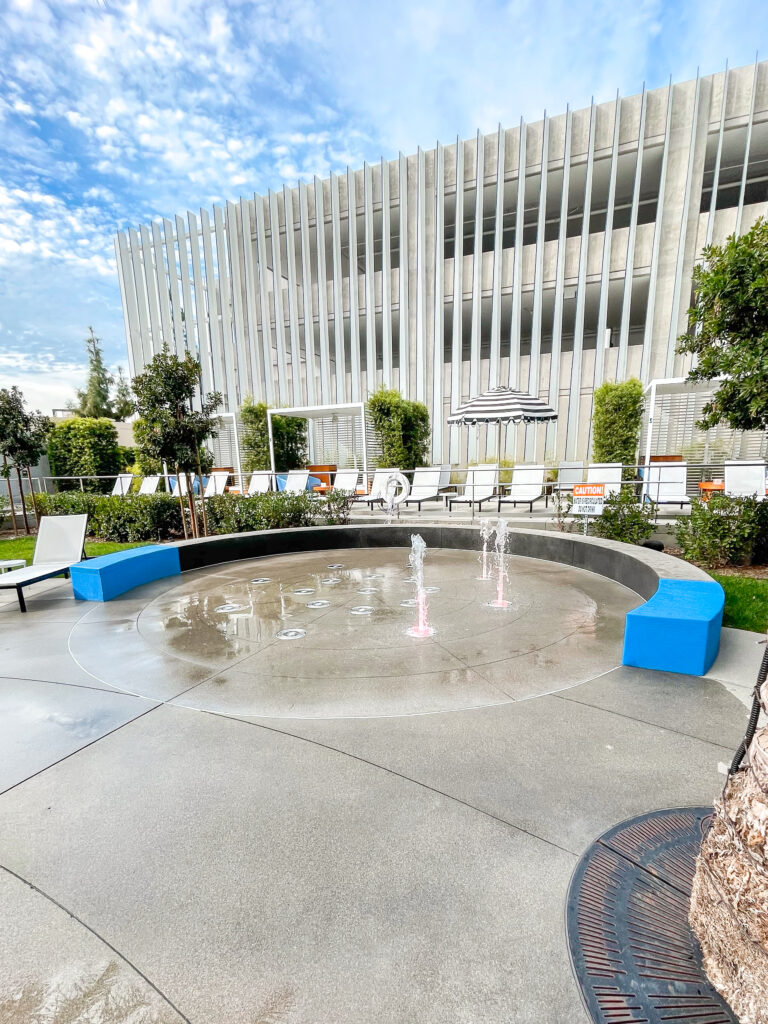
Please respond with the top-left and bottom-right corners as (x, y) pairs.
(0, 0), (766, 411)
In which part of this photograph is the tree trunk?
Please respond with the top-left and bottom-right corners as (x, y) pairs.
(26, 466), (40, 528)
(15, 466), (30, 534)
(3, 456), (18, 537)
(176, 466), (189, 539)
(185, 472), (198, 538)
(195, 446), (209, 537)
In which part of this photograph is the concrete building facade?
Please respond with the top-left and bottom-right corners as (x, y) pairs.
(115, 61), (768, 464)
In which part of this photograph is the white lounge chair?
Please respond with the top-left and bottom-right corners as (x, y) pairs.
(552, 461), (584, 493)
(642, 462), (690, 508)
(283, 469), (310, 494)
(447, 465), (498, 511)
(0, 514), (88, 612)
(111, 473), (133, 496)
(246, 471), (273, 496)
(203, 470), (230, 497)
(332, 469), (360, 492)
(498, 464), (546, 513)
(355, 468), (399, 507)
(137, 475), (160, 495)
(586, 462), (623, 497)
(404, 467), (441, 511)
(724, 460), (767, 500)
(172, 473), (196, 497)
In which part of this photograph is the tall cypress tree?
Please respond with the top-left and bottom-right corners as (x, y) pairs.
(74, 327), (113, 418)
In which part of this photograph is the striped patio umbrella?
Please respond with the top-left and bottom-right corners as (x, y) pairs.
(448, 386), (557, 462)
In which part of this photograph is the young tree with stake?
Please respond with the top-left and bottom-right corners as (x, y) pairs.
(132, 351), (221, 538)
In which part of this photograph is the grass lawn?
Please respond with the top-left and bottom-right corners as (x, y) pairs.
(712, 573), (768, 633)
(0, 537), (148, 564)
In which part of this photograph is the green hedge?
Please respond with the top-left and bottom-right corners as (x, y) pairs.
(32, 489), (354, 543)
(47, 417), (122, 493)
(676, 494), (768, 568)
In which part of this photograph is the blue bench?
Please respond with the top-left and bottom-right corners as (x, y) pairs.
(70, 545), (181, 602)
(622, 578), (724, 676)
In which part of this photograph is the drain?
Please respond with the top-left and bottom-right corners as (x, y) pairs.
(567, 806), (735, 1024)
(357, 587), (378, 594)
(276, 628), (307, 640)
(306, 600), (330, 609)
(350, 606), (374, 615)
(327, 563), (344, 569)
(215, 604), (244, 613)
(250, 577), (272, 584)
(321, 577), (341, 585)
(400, 598), (417, 607)
(292, 588), (315, 595)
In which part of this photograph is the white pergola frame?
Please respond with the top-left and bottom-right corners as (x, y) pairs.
(642, 376), (725, 465)
(266, 402), (369, 478)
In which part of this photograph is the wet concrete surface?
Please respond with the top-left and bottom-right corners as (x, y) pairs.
(0, 546), (754, 1023)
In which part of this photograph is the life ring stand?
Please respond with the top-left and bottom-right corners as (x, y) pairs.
(382, 471), (411, 512)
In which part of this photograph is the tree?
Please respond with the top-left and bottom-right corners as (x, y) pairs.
(367, 388), (430, 470)
(677, 217), (768, 432)
(240, 399), (308, 472)
(73, 327), (114, 418)
(47, 418), (121, 494)
(591, 378), (644, 473)
(132, 350), (222, 537)
(113, 367), (135, 421)
(0, 386), (50, 534)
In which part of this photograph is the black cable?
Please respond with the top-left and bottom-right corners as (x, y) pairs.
(729, 641), (768, 775)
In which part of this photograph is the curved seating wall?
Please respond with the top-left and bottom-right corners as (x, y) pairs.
(69, 525), (723, 676)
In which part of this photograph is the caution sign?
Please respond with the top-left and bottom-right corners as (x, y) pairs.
(572, 482), (605, 516)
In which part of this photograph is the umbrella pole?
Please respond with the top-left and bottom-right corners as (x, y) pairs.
(497, 421), (502, 466)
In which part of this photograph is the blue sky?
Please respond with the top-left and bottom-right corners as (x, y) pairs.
(0, 0), (765, 413)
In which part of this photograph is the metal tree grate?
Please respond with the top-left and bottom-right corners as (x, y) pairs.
(566, 807), (737, 1024)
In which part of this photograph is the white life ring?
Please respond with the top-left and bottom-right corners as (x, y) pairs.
(383, 471), (411, 505)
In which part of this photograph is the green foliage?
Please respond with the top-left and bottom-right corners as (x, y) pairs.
(47, 417), (121, 492)
(240, 399), (308, 471)
(591, 379), (644, 472)
(73, 327), (114, 418)
(711, 574), (768, 633)
(675, 494), (768, 568)
(132, 351), (222, 473)
(589, 488), (656, 545)
(113, 367), (135, 420)
(33, 489), (354, 542)
(0, 385), (50, 476)
(678, 217), (768, 432)
(34, 491), (182, 541)
(131, 442), (163, 477)
(367, 387), (431, 470)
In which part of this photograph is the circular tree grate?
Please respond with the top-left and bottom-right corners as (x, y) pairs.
(566, 806), (737, 1024)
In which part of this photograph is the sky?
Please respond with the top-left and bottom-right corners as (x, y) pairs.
(0, 0), (766, 414)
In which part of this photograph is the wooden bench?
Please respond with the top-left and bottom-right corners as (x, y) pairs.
(622, 578), (724, 676)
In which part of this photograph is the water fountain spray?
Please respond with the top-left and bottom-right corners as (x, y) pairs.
(406, 534), (436, 637)
(383, 474), (399, 523)
(477, 517), (495, 580)
(487, 517), (512, 609)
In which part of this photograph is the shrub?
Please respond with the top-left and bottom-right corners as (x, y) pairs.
(32, 489), (354, 542)
(47, 417), (121, 493)
(589, 488), (656, 545)
(35, 491), (182, 542)
(591, 379), (644, 475)
(367, 387), (430, 470)
(675, 495), (765, 568)
(240, 399), (308, 471)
